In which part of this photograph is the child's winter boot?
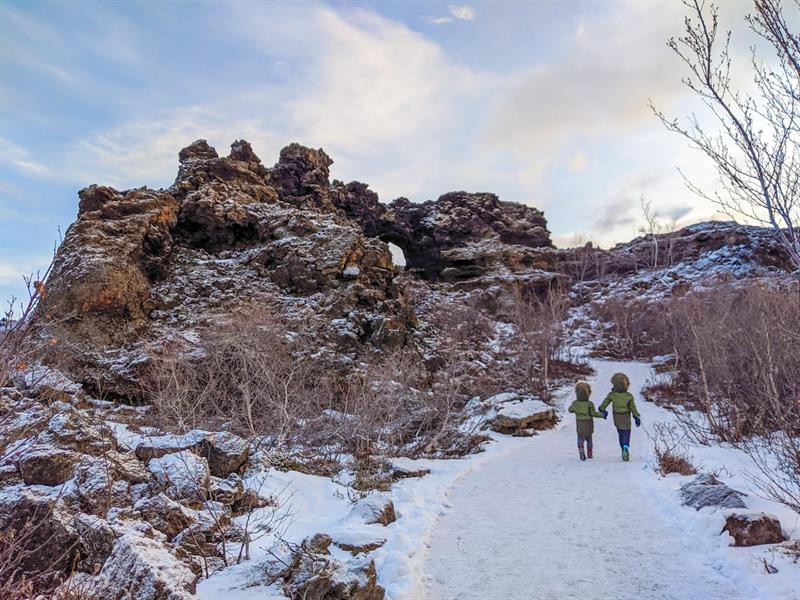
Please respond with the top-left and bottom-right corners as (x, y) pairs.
(579, 447), (586, 461)
(587, 447), (593, 459)
(622, 445), (630, 461)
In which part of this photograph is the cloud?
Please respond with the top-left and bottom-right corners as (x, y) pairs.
(424, 4), (474, 25)
(0, 137), (51, 177)
(50, 4), (494, 198)
(484, 4), (691, 159)
(423, 16), (453, 25)
(449, 5), (475, 21)
(567, 150), (587, 172)
(0, 253), (54, 286)
(592, 194), (639, 232)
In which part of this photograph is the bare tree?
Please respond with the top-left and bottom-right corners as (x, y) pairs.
(653, 0), (800, 280)
(639, 196), (661, 268)
(0, 263), (54, 388)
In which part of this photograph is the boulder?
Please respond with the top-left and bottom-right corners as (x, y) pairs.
(232, 488), (271, 516)
(488, 396), (557, 435)
(283, 535), (385, 600)
(208, 473), (245, 506)
(78, 533), (199, 600)
(723, 513), (786, 546)
(679, 474), (747, 510)
(16, 445), (81, 486)
(134, 493), (192, 539)
(74, 457), (132, 514)
(194, 432), (249, 478)
(74, 513), (119, 573)
(43, 409), (116, 455)
(135, 431), (248, 478)
(147, 451), (210, 503)
(0, 487), (79, 575)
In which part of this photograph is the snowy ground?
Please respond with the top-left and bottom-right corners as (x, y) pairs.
(423, 359), (800, 600)
(196, 358), (799, 600)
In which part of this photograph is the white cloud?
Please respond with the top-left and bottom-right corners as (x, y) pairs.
(423, 16), (453, 25)
(449, 5), (475, 21)
(0, 137), (51, 177)
(56, 5), (494, 198)
(567, 150), (587, 172)
(424, 4), (474, 25)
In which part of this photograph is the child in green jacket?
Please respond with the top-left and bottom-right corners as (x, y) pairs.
(598, 372), (641, 461)
(567, 381), (606, 461)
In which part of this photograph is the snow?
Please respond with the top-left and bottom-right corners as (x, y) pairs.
(148, 450), (209, 500)
(495, 397), (552, 420)
(196, 362), (799, 600)
(423, 359), (800, 600)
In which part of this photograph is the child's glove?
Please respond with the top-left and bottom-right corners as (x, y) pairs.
(634, 416), (641, 427)
(602, 410), (609, 419)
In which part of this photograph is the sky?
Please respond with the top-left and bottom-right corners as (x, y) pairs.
(0, 0), (781, 302)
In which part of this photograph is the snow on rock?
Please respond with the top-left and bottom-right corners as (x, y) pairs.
(347, 494), (396, 526)
(722, 512), (787, 547)
(135, 430), (248, 478)
(148, 451), (210, 502)
(74, 455), (135, 513)
(44, 408), (116, 455)
(77, 533), (200, 600)
(487, 394), (557, 435)
(680, 473), (747, 510)
(208, 473), (245, 506)
(12, 364), (81, 398)
(134, 493), (193, 539)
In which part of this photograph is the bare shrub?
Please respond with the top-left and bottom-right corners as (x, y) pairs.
(144, 305), (322, 441)
(610, 282), (800, 512)
(648, 421), (697, 477)
(505, 287), (570, 399)
(590, 295), (674, 359)
(0, 497), (82, 600)
(145, 301), (483, 460)
(0, 261), (55, 389)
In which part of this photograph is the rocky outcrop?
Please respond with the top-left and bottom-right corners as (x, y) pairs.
(722, 513), (786, 546)
(36, 141), (419, 399)
(333, 186), (552, 277)
(35, 139), (563, 400)
(0, 388), (278, 598)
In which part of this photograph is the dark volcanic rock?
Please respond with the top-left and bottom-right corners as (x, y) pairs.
(679, 473), (747, 510)
(333, 186), (552, 277)
(722, 512), (786, 546)
(36, 141), (420, 398)
(36, 138), (562, 399)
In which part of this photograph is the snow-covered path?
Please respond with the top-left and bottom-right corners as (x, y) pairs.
(423, 360), (754, 600)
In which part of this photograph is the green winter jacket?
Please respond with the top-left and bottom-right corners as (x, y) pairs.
(568, 399), (604, 437)
(599, 392), (640, 430)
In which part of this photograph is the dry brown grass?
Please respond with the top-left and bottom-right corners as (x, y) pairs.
(648, 422), (697, 477)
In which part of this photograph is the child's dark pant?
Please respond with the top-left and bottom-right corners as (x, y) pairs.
(577, 435), (593, 450)
(617, 428), (631, 448)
